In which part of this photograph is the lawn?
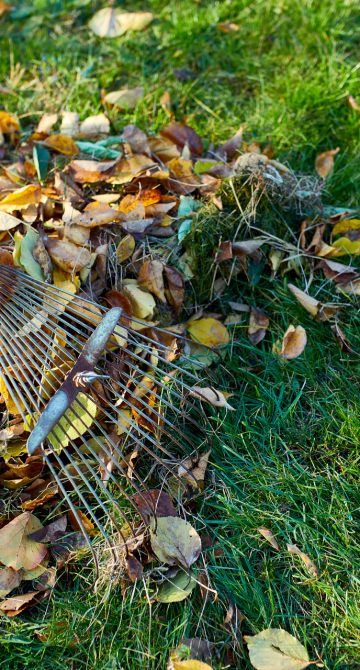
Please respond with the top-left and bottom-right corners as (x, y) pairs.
(0, 1), (359, 669)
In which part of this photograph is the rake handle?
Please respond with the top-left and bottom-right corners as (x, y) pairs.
(27, 307), (122, 455)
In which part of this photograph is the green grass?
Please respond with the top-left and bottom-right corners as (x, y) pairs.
(1, 1), (360, 668)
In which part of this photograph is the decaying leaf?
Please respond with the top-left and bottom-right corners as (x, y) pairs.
(43, 134), (78, 156)
(288, 284), (341, 321)
(0, 210), (22, 231)
(0, 591), (43, 617)
(122, 283), (156, 319)
(318, 259), (359, 284)
(0, 512), (47, 570)
(169, 659), (213, 670)
(0, 567), (22, 598)
(315, 148), (340, 178)
(245, 628), (313, 670)
(190, 386), (234, 410)
(0, 184), (41, 212)
(150, 516), (201, 568)
(155, 568), (197, 603)
(138, 259), (166, 302)
(116, 234), (136, 263)
(277, 325), (307, 360)
(287, 543), (318, 577)
(257, 527), (280, 551)
(132, 489), (177, 520)
(187, 317), (229, 348)
(89, 7), (153, 38)
(45, 238), (91, 273)
(177, 450), (211, 489)
(248, 307), (269, 345)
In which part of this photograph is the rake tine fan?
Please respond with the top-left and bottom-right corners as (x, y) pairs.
(0, 263), (214, 568)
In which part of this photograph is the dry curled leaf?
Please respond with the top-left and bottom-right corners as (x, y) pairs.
(0, 591), (43, 617)
(315, 148), (340, 178)
(287, 543), (318, 577)
(257, 527), (280, 551)
(190, 386), (234, 410)
(150, 516), (201, 568)
(245, 628), (313, 670)
(177, 450), (211, 489)
(288, 284), (341, 321)
(277, 325), (307, 360)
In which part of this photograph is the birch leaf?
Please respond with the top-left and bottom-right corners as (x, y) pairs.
(150, 516), (201, 568)
(0, 512), (47, 570)
(245, 628), (313, 670)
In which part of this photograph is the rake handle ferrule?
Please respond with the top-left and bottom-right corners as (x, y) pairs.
(27, 307), (122, 455)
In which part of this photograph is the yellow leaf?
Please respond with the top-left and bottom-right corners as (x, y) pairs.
(332, 237), (360, 256)
(0, 110), (19, 134)
(122, 284), (156, 319)
(0, 512), (47, 570)
(116, 409), (133, 436)
(0, 184), (41, 212)
(187, 317), (229, 348)
(46, 238), (92, 272)
(43, 134), (79, 156)
(172, 662), (213, 670)
(0, 373), (24, 415)
(116, 234), (136, 263)
(332, 218), (360, 236)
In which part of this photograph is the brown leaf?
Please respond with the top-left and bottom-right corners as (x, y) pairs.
(45, 238), (91, 272)
(0, 591), (43, 617)
(79, 114), (110, 137)
(278, 325), (307, 360)
(166, 158), (201, 195)
(72, 201), (123, 228)
(160, 122), (203, 158)
(0, 512), (47, 570)
(138, 259), (166, 302)
(36, 112), (58, 134)
(164, 266), (185, 312)
(116, 234), (136, 263)
(68, 158), (118, 184)
(287, 543), (318, 577)
(257, 527), (280, 551)
(190, 387), (234, 410)
(315, 148), (340, 178)
(125, 554), (144, 582)
(122, 124), (151, 155)
(68, 510), (97, 537)
(288, 284), (341, 322)
(318, 259), (359, 284)
(218, 21), (240, 32)
(131, 489), (177, 520)
(248, 308), (269, 345)
(217, 125), (245, 161)
(0, 567), (22, 598)
(178, 450), (211, 489)
(29, 515), (67, 543)
(331, 323), (354, 354)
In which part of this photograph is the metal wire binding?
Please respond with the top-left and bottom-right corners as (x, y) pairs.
(0, 264), (215, 571)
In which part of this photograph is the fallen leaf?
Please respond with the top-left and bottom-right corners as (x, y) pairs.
(122, 283), (156, 319)
(125, 554), (144, 582)
(89, 7), (153, 38)
(331, 236), (360, 256)
(0, 110), (19, 134)
(45, 238), (91, 273)
(276, 325), (307, 360)
(72, 201), (123, 228)
(348, 95), (360, 112)
(16, 228), (45, 281)
(0, 184), (41, 212)
(0, 591), (43, 617)
(155, 568), (197, 603)
(69, 158), (118, 183)
(177, 450), (211, 489)
(60, 111), (80, 136)
(218, 22), (240, 32)
(170, 660), (213, 670)
(217, 125), (245, 161)
(257, 527), (280, 551)
(138, 259), (166, 302)
(190, 387), (234, 410)
(166, 157), (201, 195)
(164, 266), (185, 312)
(116, 234), (136, 263)
(248, 307), (269, 345)
(132, 489), (177, 520)
(315, 148), (340, 178)
(150, 516), (201, 568)
(29, 515), (67, 543)
(160, 123), (203, 158)
(187, 317), (229, 347)
(318, 259), (359, 284)
(287, 543), (318, 577)
(0, 567), (22, 598)
(0, 512), (47, 570)
(79, 114), (110, 136)
(288, 284), (340, 321)
(68, 510), (97, 537)
(104, 87), (144, 110)
(36, 112), (58, 134)
(245, 628), (312, 670)
(332, 217), (360, 236)
(331, 323), (354, 353)
(0, 210), (22, 231)
(43, 134), (79, 156)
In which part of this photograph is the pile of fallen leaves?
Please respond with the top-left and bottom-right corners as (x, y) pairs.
(0, 96), (359, 669)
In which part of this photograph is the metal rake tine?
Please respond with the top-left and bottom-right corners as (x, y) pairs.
(0, 302), (159, 521)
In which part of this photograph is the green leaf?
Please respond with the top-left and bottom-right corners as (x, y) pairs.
(178, 219), (193, 242)
(19, 228), (45, 281)
(155, 569), (197, 603)
(76, 141), (121, 160)
(33, 143), (50, 182)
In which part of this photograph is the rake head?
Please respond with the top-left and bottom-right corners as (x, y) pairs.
(0, 263), (217, 567)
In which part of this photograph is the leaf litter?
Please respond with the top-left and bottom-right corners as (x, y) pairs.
(0, 98), (358, 668)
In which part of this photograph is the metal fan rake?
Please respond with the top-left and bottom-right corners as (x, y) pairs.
(0, 263), (214, 566)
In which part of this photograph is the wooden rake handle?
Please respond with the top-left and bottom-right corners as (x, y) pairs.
(27, 307), (122, 455)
